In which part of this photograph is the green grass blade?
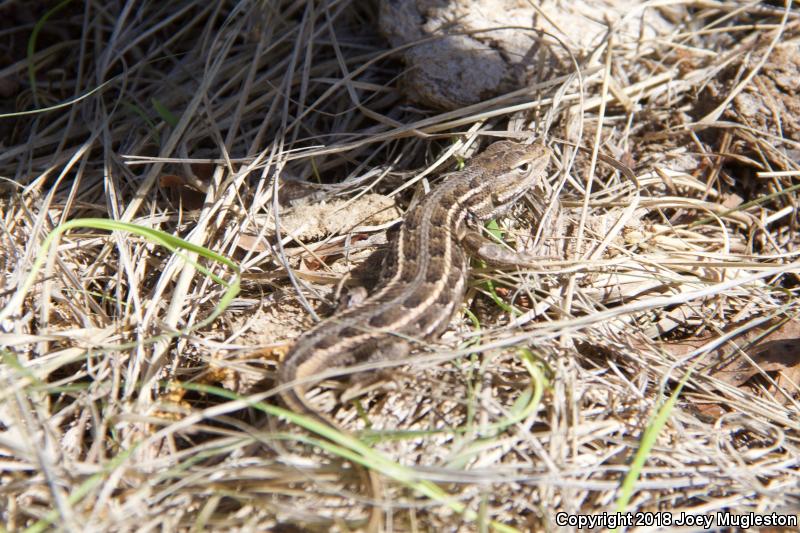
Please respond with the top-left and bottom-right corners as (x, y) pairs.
(0, 218), (240, 336)
(612, 367), (693, 517)
(27, 0), (76, 108)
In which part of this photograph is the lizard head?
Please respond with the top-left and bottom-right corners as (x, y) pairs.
(467, 140), (552, 221)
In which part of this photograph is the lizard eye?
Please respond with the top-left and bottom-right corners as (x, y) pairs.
(517, 162), (532, 173)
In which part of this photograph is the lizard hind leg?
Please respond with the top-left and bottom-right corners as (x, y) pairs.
(339, 338), (412, 408)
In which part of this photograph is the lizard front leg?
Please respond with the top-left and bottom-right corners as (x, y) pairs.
(461, 230), (548, 269)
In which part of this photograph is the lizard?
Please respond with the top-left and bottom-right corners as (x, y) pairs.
(278, 139), (552, 424)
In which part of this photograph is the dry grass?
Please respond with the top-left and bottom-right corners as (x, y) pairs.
(1, 1), (799, 531)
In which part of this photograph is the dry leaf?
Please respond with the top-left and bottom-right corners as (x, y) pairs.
(633, 319), (800, 415)
(159, 174), (205, 210)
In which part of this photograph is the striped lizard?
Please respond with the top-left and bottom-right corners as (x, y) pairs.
(278, 140), (552, 423)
